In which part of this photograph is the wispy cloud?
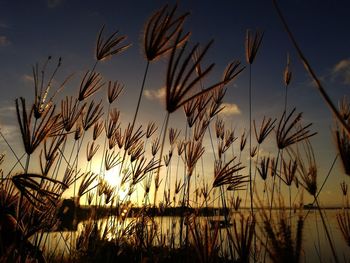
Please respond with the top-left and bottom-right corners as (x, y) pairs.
(0, 22), (9, 29)
(0, 106), (20, 145)
(220, 103), (241, 115)
(332, 58), (350, 84)
(47, 0), (63, 8)
(0, 124), (18, 139)
(22, 74), (34, 83)
(0, 106), (16, 118)
(0, 36), (10, 47)
(143, 87), (166, 103)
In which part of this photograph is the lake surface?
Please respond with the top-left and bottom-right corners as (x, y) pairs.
(43, 209), (350, 262)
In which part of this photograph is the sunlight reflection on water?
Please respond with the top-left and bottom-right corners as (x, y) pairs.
(43, 209), (349, 262)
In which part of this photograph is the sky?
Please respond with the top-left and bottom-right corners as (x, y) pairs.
(0, 0), (349, 206)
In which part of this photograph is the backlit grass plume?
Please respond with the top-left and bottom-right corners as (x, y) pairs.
(337, 210), (350, 247)
(16, 98), (61, 155)
(96, 25), (130, 61)
(260, 209), (304, 263)
(276, 108), (316, 149)
(335, 127), (350, 176)
(144, 4), (190, 62)
(245, 29), (264, 65)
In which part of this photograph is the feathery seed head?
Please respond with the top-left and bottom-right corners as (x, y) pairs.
(82, 100), (103, 131)
(335, 127), (350, 176)
(146, 121), (158, 138)
(245, 29), (264, 64)
(93, 120), (103, 141)
(254, 116), (276, 144)
(108, 80), (124, 104)
(276, 108), (317, 149)
(340, 181), (348, 196)
(284, 53), (292, 86)
(96, 25), (130, 61)
(258, 156), (270, 181)
(144, 4), (190, 61)
(78, 71), (104, 101)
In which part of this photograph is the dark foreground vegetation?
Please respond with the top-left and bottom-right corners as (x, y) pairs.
(1, 1), (350, 262)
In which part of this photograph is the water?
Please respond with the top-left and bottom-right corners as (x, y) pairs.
(42, 209), (350, 262)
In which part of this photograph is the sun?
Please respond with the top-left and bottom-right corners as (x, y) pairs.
(103, 166), (129, 201)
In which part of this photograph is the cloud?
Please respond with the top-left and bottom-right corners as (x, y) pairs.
(0, 124), (18, 138)
(22, 74), (34, 83)
(0, 106), (16, 118)
(220, 103), (241, 115)
(0, 36), (10, 47)
(143, 87), (166, 103)
(47, 0), (63, 8)
(0, 23), (9, 29)
(332, 58), (350, 84)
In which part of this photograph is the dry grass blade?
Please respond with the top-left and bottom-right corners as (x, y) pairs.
(282, 158), (298, 186)
(218, 129), (237, 159)
(276, 108), (317, 149)
(61, 168), (84, 190)
(32, 57), (71, 119)
(250, 145), (258, 158)
(337, 210), (350, 247)
(78, 172), (99, 197)
(339, 96), (350, 121)
(151, 137), (160, 157)
(105, 110), (120, 139)
(335, 127), (350, 176)
(39, 150), (57, 176)
(123, 124), (145, 151)
(213, 158), (246, 188)
(184, 98), (199, 127)
(231, 196), (242, 211)
(215, 118), (224, 140)
(340, 181), (348, 196)
(93, 120), (103, 141)
(12, 173), (66, 210)
(169, 127), (180, 147)
(44, 134), (65, 161)
(105, 149), (121, 171)
(240, 130), (248, 151)
(284, 53), (292, 86)
(245, 29), (264, 64)
(82, 100), (104, 131)
(272, 0), (350, 136)
(131, 157), (161, 185)
(128, 140), (144, 162)
(184, 139), (205, 176)
(16, 97), (61, 154)
(78, 71), (104, 101)
(96, 25), (131, 61)
(107, 80), (124, 104)
(61, 96), (86, 132)
(254, 116), (276, 144)
(188, 216), (220, 263)
(166, 31), (231, 114)
(86, 141), (100, 162)
(144, 4), (190, 61)
(260, 208), (304, 263)
(74, 120), (83, 141)
(229, 213), (255, 263)
(257, 156), (270, 181)
(289, 139), (317, 196)
(194, 117), (209, 142)
(146, 121), (157, 138)
(166, 31), (213, 113)
(222, 60), (245, 84)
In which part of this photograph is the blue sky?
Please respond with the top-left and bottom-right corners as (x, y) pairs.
(0, 0), (349, 206)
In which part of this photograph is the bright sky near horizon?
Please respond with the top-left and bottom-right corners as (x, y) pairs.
(0, 0), (349, 206)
